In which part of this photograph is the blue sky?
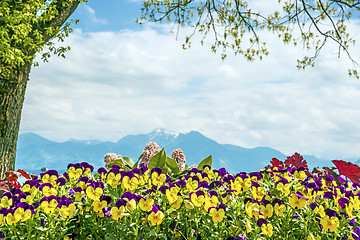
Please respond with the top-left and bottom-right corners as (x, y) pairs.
(20, 0), (360, 160)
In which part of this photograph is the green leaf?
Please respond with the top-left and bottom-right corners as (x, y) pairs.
(165, 157), (180, 175)
(133, 153), (143, 169)
(107, 159), (124, 169)
(108, 188), (120, 199)
(197, 155), (212, 170)
(123, 157), (135, 167)
(148, 149), (166, 170)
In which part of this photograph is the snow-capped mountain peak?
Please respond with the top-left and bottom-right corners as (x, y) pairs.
(149, 128), (180, 139)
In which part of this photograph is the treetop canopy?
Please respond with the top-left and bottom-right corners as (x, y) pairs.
(0, 0), (88, 79)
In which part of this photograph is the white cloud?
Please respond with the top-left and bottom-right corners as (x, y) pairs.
(21, 21), (360, 160)
(83, 5), (107, 25)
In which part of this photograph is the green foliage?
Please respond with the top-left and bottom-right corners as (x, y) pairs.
(107, 159), (125, 169)
(165, 157), (180, 174)
(138, 0), (360, 78)
(0, 0), (88, 78)
(148, 148), (167, 170)
(197, 155), (212, 170)
(123, 157), (135, 168)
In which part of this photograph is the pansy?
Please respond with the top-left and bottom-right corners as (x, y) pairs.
(209, 180), (223, 189)
(223, 175), (235, 184)
(148, 205), (164, 226)
(276, 182), (291, 196)
(122, 172), (139, 190)
(260, 202), (273, 218)
(58, 196), (76, 218)
(0, 210), (5, 226)
(231, 176), (251, 193)
(106, 170), (122, 188)
(40, 196), (59, 214)
(110, 199), (127, 220)
(209, 205), (225, 223)
(272, 199), (286, 216)
(67, 163), (83, 179)
(80, 162), (94, 177)
(166, 186), (180, 204)
(86, 182), (104, 201)
(338, 197), (350, 209)
(190, 190), (206, 207)
(0, 192), (13, 208)
(249, 172), (262, 181)
(39, 183), (57, 197)
(251, 184), (265, 201)
(22, 180), (39, 197)
(97, 167), (108, 180)
(4, 209), (17, 225)
(150, 168), (167, 186)
(320, 209), (339, 232)
(352, 226), (360, 240)
(14, 202), (34, 222)
(56, 177), (66, 186)
(40, 170), (58, 185)
(292, 168), (306, 181)
(92, 195), (112, 214)
(289, 192), (308, 209)
(20, 192), (34, 205)
(257, 218), (273, 237)
(186, 176), (199, 192)
(205, 190), (219, 210)
(170, 195), (183, 210)
(77, 176), (89, 190)
(139, 198), (154, 212)
(121, 192), (137, 211)
(245, 201), (261, 219)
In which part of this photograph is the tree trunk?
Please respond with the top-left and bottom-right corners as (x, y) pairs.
(0, 62), (31, 177)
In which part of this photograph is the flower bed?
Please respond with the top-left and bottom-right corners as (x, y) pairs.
(0, 149), (360, 239)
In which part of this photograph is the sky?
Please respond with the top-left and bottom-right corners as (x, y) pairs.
(19, 0), (360, 160)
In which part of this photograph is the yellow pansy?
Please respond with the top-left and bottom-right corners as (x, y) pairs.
(261, 223), (273, 237)
(166, 187), (180, 204)
(111, 206), (126, 220)
(293, 170), (306, 181)
(14, 208), (32, 222)
(151, 172), (166, 186)
(139, 198), (154, 212)
(92, 200), (108, 213)
(0, 196), (12, 208)
(190, 192), (205, 207)
(274, 203), (286, 216)
(86, 186), (103, 201)
(320, 215), (339, 232)
(170, 196), (183, 210)
(122, 176), (139, 190)
(60, 204), (76, 218)
(289, 193), (307, 209)
(260, 204), (273, 218)
(209, 208), (225, 223)
(148, 210), (164, 226)
(106, 172), (121, 188)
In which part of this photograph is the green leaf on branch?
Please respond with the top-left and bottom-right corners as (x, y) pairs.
(197, 155), (212, 170)
(107, 159), (124, 169)
(148, 149), (166, 170)
(133, 154), (143, 169)
(123, 157), (135, 167)
(165, 157), (180, 175)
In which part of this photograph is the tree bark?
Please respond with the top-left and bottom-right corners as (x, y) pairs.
(0, 62), (31, 177)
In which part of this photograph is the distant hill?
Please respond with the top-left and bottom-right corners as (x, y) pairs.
(16, 128), (335, 174)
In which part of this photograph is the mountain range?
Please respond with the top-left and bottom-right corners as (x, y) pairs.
(15, 128), (349, 175)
